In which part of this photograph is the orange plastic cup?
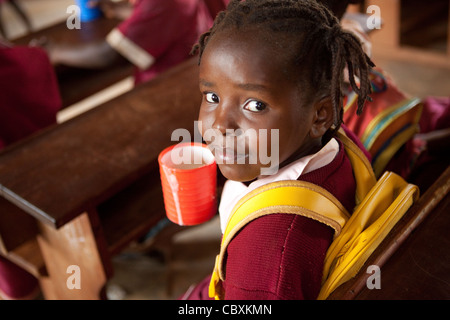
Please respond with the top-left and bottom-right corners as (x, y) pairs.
(158, 142), (217, 226)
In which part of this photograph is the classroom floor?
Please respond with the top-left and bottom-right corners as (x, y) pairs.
(106, 218), (222, 300)
(3, 0), (449, 300)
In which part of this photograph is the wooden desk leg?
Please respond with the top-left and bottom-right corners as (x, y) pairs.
(36, 211), (112, 300)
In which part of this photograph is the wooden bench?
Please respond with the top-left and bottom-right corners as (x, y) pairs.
(0, 197), (47, 278)
(0, 57), (201, 299)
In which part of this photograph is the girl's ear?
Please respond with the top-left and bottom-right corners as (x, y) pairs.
(309, 96), (335, 139)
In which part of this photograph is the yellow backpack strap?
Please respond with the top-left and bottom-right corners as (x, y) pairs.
(335, 129), (377, 204)
(209, 180), (351, 300)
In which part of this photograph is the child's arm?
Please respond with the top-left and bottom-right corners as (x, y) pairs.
(44, 39), (127, 69)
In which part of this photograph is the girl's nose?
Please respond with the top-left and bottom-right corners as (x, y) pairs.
(211, 104), (239, 136)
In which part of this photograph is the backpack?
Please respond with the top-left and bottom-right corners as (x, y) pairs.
(343, 68), (423, 177)
(209, 129), (420, 300)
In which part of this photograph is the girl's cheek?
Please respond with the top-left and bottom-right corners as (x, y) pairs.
(198, 113), (215, 142)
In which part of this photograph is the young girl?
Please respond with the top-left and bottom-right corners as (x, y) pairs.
(185, 0), (373, 300)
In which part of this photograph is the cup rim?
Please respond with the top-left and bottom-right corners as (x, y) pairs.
(158, 142), (215, 172)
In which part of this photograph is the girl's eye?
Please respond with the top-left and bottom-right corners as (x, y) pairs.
(244, 100), (267, 112)
(205, 92), (219, 103)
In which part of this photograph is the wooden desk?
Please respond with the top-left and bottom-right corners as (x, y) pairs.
(13, 17), (133, 109)
(0, 57), (201, 299)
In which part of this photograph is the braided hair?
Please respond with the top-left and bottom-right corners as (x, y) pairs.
(191, 0), (374, 138)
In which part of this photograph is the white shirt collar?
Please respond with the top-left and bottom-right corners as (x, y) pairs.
(218, 138), (339, 233)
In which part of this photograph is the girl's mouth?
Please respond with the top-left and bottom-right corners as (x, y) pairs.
(209, 146), (249, 164)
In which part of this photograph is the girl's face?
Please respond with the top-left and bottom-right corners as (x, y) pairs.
(198, 30), (329, 182)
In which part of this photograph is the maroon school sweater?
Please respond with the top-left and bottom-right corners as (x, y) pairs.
(184, 136), (358, 300)
(0, 46), (61, 148)
(222, 138), (356, 300)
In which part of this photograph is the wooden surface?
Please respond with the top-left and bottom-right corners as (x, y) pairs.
(357, 194), (450, 299)
(0, 57), (200, 229)
(13, 17), (133, 108)
(37, 211), (109, 299)
(0, 238), (47, 279)
(0, 196), (37, 252)
(0, 57), (201, 299)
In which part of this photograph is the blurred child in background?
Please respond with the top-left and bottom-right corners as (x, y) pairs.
(46, 0), (214, 85)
